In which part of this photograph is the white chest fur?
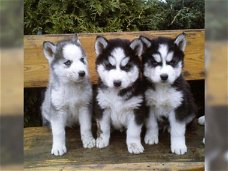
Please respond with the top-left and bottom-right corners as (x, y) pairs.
(97, 88), (142, 129)
(51, 83), (92, 111)
(145, 85), (183, 117)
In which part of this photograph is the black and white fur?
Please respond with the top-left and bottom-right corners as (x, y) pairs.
(41, 35), (95, 156)
(140, 33), (196, 155)
(95, 36), (145, 154)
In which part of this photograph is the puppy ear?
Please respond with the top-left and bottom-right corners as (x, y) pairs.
(71, 34), (81, 44)
(43, 41), (56, 63)
(174, 33), (187, 52)
(130, 38), (143, 57)
(95, 36), (108, 56)
(139, 36), (151, 48)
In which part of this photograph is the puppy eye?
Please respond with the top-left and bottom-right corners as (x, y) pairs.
(121, 63), (131, 71)
(64, 60), (72, 66)
(167, 60), (176, 65)
(151, 61), (159, 66)
(80, 57), (85, 64)
(105, 63), (115, 70)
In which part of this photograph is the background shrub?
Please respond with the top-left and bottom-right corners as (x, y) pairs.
(24, 0), (204, 35)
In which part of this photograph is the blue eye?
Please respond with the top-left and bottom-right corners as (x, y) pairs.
(64, 60), (72, 66)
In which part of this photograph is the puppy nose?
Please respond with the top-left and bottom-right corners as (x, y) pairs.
(78, 71), (85, 77)
(113, 80), (121, 87)
(160, 74), (168, 81)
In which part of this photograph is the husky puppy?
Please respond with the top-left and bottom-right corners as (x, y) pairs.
(140, 33), (196, 155)
(41, 35), (95, 156)
(94, 36), (144, 154)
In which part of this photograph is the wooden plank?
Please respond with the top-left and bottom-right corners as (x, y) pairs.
(1, 49), (23, 116)
(206, 42), (228, 106)
(24, 29), (205, 88)
(24, 162), (204, 171)
(24, 120), (204, 170)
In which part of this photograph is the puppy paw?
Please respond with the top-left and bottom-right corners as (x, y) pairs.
(96, 137), (109, 148)
(51, 144), (67, 156)
(198, 116), (205, 125)
(127, 142), (144, 154)
(144, 134), (159, 145)
(171, 143), (187, 155)
(82, 136), (96, 148)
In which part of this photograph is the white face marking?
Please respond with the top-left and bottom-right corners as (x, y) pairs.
(166, 52), (174, 62)
(53, 44), (89, 83)
(63, 44), (82, 60)
(111, 48), (125, 64)
(121, 57), (130, 67)
(158, 44), (168, 60)
(97, 47), (139, 89)
(144, 44), (182, 84)
(153, 54), (161, 63)
(108, 56), (116, 66)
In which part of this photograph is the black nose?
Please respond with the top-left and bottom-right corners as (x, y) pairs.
(113, 80), (121, 87)
(160, 74), (168, 81)
(78, 71), (85, 77)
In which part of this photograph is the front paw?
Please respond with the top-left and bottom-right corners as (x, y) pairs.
(51, 144), (67, 156)
(82, 136), (96, 148)
(144, 133), (159, 145)
(127, 142), (144, 154)
(96, 137), (109, 148)
(171, 142), (187, 155)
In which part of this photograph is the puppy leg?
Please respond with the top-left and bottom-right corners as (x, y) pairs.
(50, 114), (67, 156)
(169, 111), (187, 155)
(144, 107), (159, 145)
(127, 114), (144, 154)
(96, 109), (111, 148)
(79, 106), (96, 148)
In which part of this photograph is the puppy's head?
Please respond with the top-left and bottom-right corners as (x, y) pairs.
(95, 36), (143, 89)
(43, 35), (89, 83)
(140, 33), (186, 85)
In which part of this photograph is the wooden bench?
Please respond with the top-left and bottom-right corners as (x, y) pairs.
(24, 29), (205, 170)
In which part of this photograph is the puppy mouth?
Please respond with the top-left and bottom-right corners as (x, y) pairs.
(70, 77), (86, 83)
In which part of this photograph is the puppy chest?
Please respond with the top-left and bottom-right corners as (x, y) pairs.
(110, 111), (129, 129)
(97, 89), (142, 111)
(145, 88), (183, 110)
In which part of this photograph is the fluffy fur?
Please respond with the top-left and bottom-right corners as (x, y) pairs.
(140, 33), (196, 155)
(41, 35), (95, 156)
(95, 36), (145, 154)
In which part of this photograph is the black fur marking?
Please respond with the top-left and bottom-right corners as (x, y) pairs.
(118, 78), (141, 100)
(134, 96), (148, 125)
(172, 75), (197, 122)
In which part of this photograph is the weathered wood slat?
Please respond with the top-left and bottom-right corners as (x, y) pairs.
(24, 120), (204, 170)
(24, 29), (205, 88)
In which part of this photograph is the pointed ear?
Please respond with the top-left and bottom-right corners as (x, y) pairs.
(139, 36), (151, 48)
(43, 41), (56, 62)
(95, 36), (108, 56)
(130, 38), (143, 57)
(174, 33), (187, 52)
(71, 34), (81, 44)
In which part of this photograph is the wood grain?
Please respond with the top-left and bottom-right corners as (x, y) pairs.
(24, 120), (204, 170)
(24, 29), (205, 88)
(206, 42), (228, 106)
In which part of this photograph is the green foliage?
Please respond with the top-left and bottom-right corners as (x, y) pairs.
(24, 0), (204, 35)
